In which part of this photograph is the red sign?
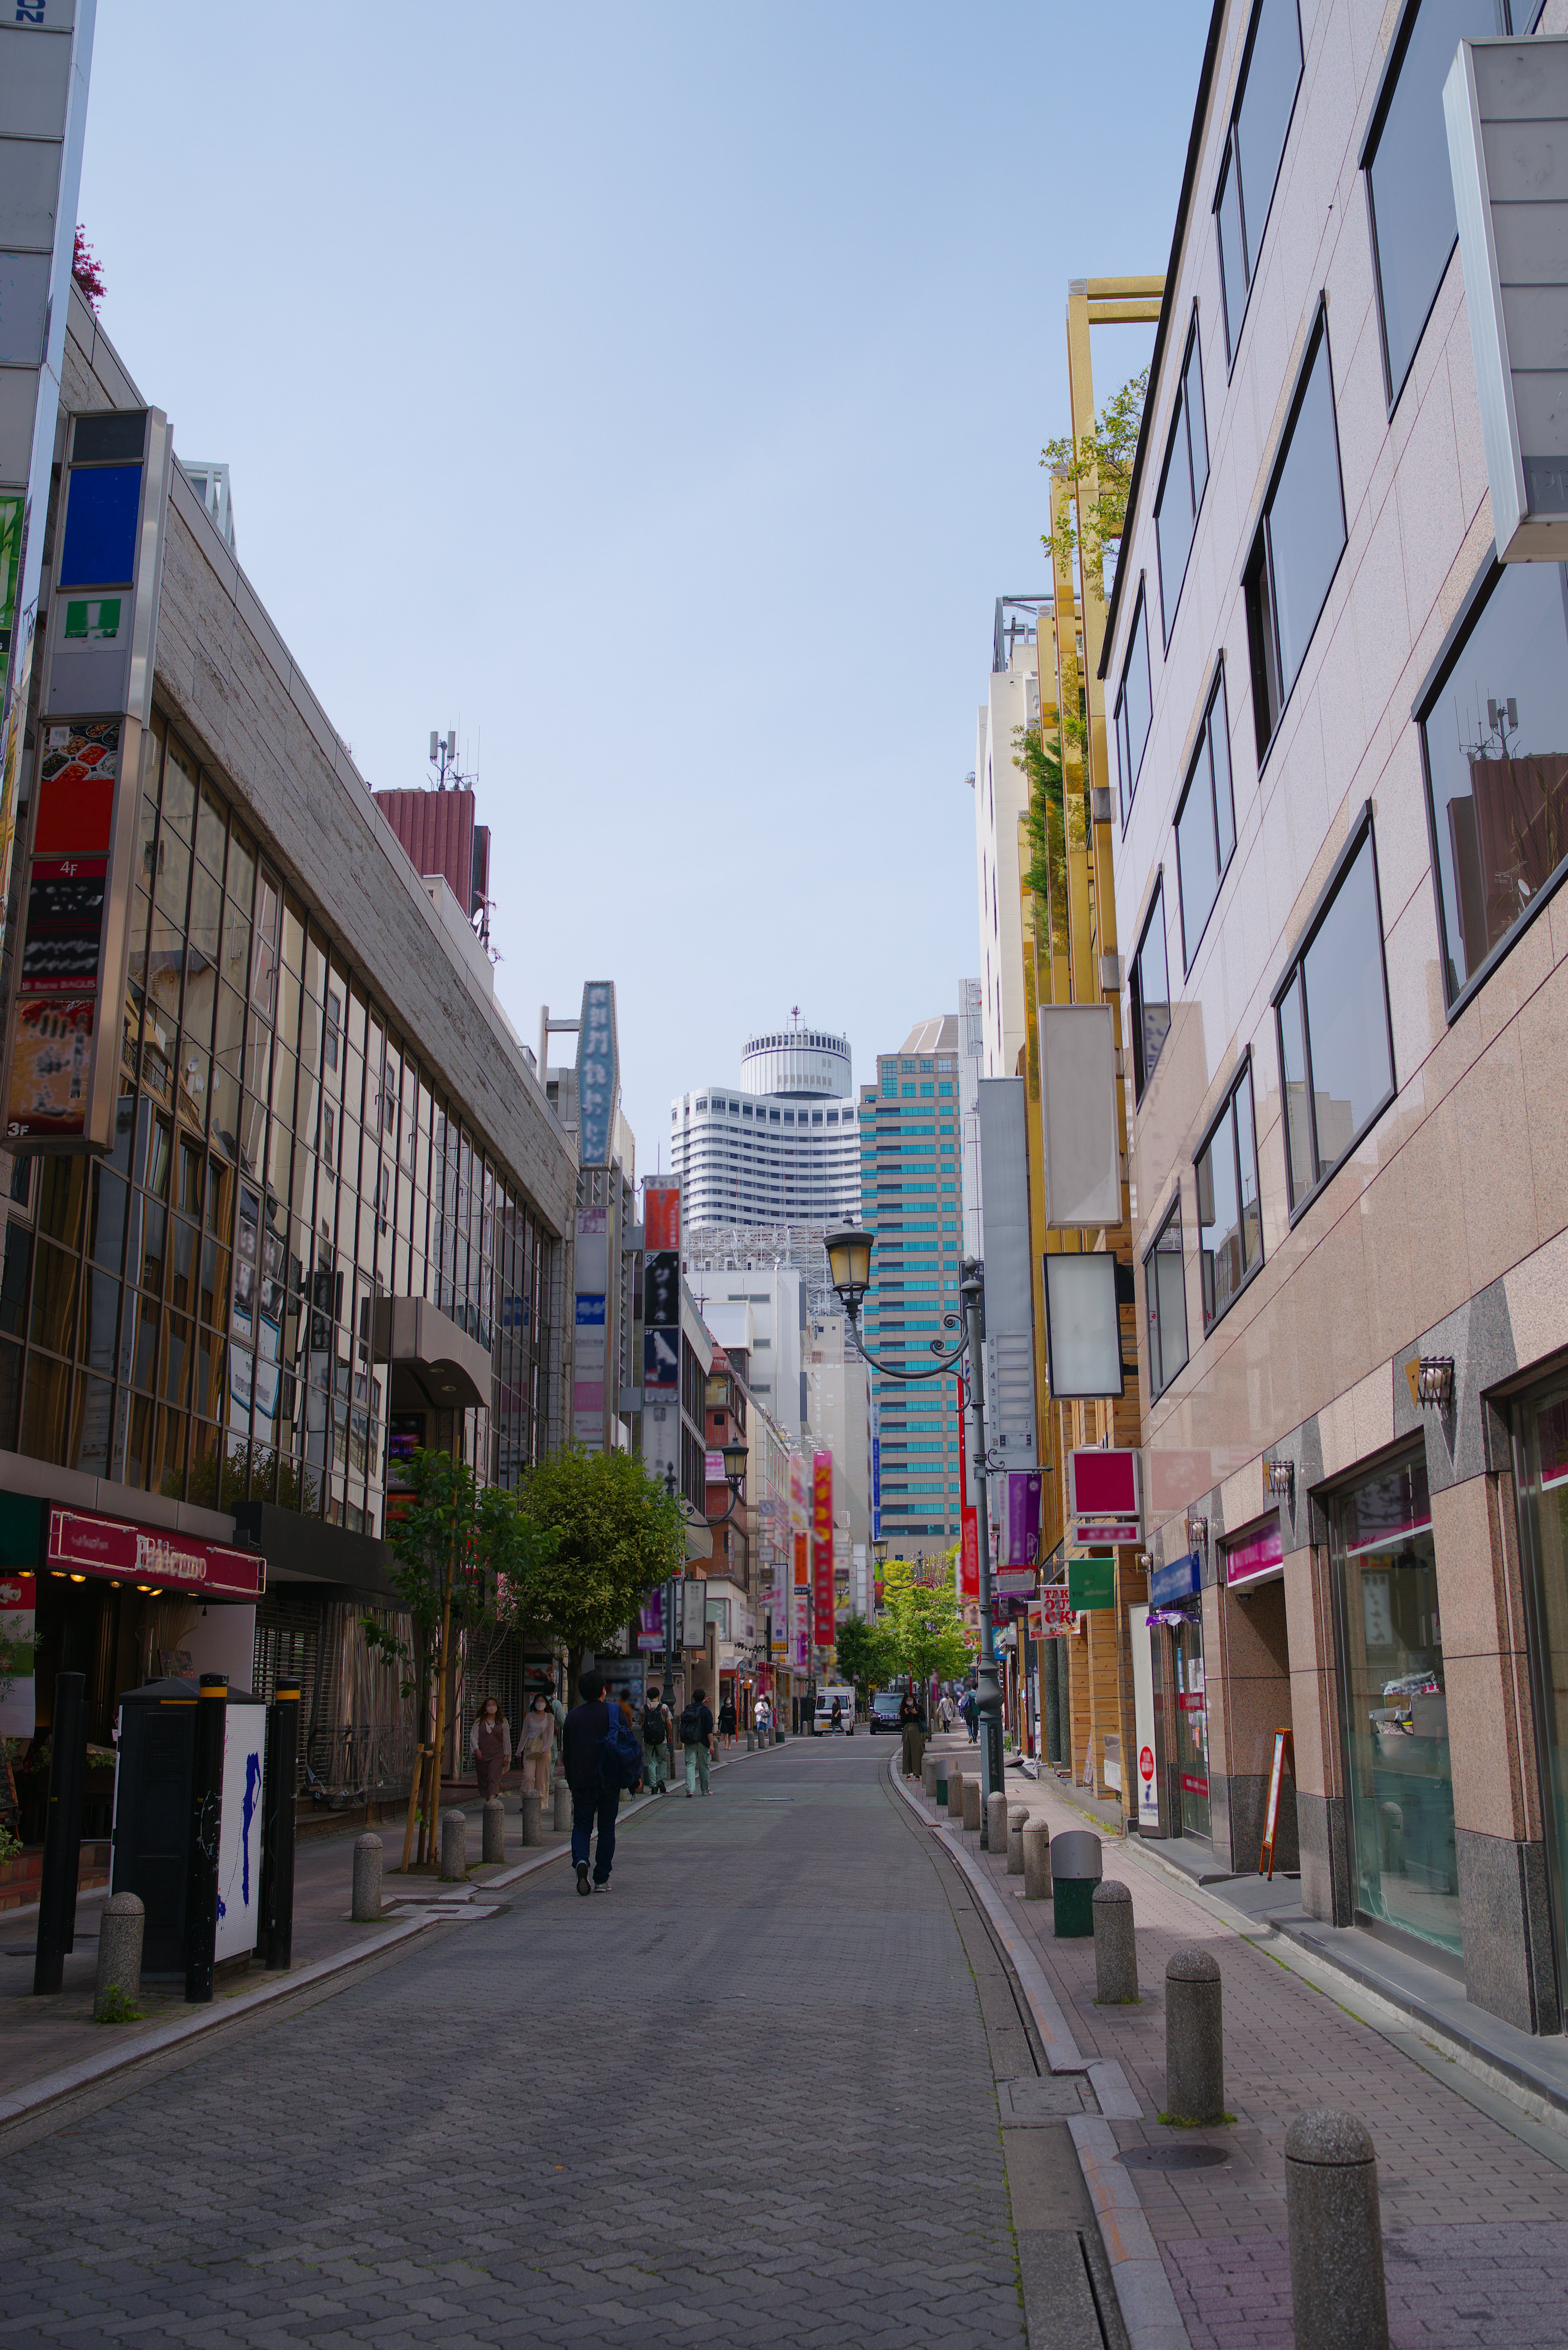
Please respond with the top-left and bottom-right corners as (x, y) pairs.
(1225, 1519), (1284, 1587)
(48, 1507), (265, 1600)
(1069, 1449), (1140, 1516)
(1180, 1771), (1209, 1797)
(644, 1180), (681, 1251)
(811, 1451), (835, 1648)
(1140, 1744), (1155, 1782)
(1037, 1586), (1077, 1635)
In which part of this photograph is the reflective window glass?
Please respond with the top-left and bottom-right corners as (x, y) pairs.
(1145, 1197), (1189, 1397)
(1155, 313), (1209, 638)
(1245, 317), (1345, 755)
(1175, 668), (1236, 965)
(1195, 1064), (1262, 1331)
(1215, 0), (1304, 358)
(1131, 881), (1171, 1101)
(1115, 587), (1153, 821)
(1274, 824), (1394, 1209)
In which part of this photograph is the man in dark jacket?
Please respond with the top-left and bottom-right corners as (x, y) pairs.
(682, 1688), (715, 1797)
(898, 1686), (926, 1781)
(562, 1670), (619, 1893)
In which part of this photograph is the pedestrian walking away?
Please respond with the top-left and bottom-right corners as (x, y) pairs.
(616, 1691), (644, 1793)
(517, 1691), (553, 1802)
(469, 1695), (511, 1799)
(641, 1684), (672, 1794)
(682, 1688), (715, 1795)
(898, 1686), (926, 1780)
(717, 1694), (737, 1746)
(938, 1690), (955, 1733)
(962, 1686), (979, 1744)
(561, 1671), (621, 1891)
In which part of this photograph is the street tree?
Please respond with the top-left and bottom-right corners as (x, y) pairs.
(880, 1554), (975, 1689)
(518, 1445), (684, 1686)
(834, 1612), (898, 1699)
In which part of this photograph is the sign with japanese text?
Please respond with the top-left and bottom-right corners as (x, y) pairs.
(643, 1177), (680, 1251)
(812, 1450), (835, 1647)
(575, 980), (618, 1166)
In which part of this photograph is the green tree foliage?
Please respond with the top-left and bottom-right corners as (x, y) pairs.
(1014, 722), (1063, 903)
(1041, 368), (1148, 600)
(879, 1554), (975, 1687)
(518, 1445), (684, 1676)
(833, 1612), (898, 1697)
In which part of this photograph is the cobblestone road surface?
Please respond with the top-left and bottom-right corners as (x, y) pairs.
(0, 1741), (1025, 2350)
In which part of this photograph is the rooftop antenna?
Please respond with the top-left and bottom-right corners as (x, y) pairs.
(427, 728), (470, 792)
(791, 1006), (800, 1031)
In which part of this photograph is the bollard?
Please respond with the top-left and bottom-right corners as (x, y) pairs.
(1006, 1805), (1027, 1876)
(923, 1752), (938, 1799)
(439, 1808), (467, 1882)
(520, 1790), (543, 1847)
(1093, 1880), (1139, 2003)
(947, 1769), (966, 1822)
(1165, 1946), (1225, 2123)
(351, 1833), (383, 1922)
(934, 1759), (949, 1805)
(747, 1730), (755, 1752)
(962, 1776), (982, 1833)
(1285, 2110), (1389, 2350)
(987, 1790), (1009, 1855)
(482, 1799), (506, 1864)
(1022, 1820), (1051, 1900)
(553, 1777), (572, 1832)
(1051, 1828), (1102, 1938)
(93, 1892), (145, 2018)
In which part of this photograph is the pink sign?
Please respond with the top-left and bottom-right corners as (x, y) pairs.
(1225, 1519), (1283, 1587)
(49, 1507), (265, 1600)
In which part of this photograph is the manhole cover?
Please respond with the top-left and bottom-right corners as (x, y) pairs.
(1118, 2144), (1230, 2171)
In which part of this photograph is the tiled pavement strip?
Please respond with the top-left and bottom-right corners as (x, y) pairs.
(0, 1738), (1046, 2350)
(918, 1735), (1568, 2349)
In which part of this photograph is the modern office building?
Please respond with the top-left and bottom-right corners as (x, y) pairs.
(670, 1024), (862, 1230)
(1100, 0), (1568, 2042)
(687, 1260), (807, 1438)
(859, 1019), (965, 1558)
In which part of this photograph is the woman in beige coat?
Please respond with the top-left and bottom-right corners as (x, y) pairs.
(518, 1691), (554, 1802)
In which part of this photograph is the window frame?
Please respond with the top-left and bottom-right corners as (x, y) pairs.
(1130, 874), (1172, 1105)
(1212, 0), (1306, 372)
(1243, 299), (1347, 766)
(1413, 548), (1568, 1025)
(1175, 658), (1237, 973)
(1154, 306), (1210, 647)
(1269, 803), (1397, 1222)
(1143, 1190), (1190, 1402)
(1193, 1052), (1264, 1336)
(1115, 579), (1154, 826)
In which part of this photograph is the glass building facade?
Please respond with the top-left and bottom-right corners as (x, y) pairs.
(0, 706), (554, 1534)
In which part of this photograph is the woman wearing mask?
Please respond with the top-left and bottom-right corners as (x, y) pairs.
(518, 1691), (554, 1805)
(469, 1696), (511, 1801)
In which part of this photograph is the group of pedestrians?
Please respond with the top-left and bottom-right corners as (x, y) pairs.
(935, 1686), (979, 1742)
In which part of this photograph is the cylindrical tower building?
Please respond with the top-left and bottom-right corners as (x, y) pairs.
(740, 1026), (851, 1101)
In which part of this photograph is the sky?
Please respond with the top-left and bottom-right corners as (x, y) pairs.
(76, 1), (1205, 1183)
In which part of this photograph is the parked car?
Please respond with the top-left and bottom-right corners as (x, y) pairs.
(867, 1690), (903, 1734)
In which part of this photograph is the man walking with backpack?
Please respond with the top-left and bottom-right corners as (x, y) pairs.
(562, 1670), (635, 1893)
(641, 1684), (673, 1796)
(682, 1688), (715, 1797)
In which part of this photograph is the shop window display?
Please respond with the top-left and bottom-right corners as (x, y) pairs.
(1332, 1452), (1457, 1958)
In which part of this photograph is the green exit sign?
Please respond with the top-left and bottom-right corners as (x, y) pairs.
(1067, 1554), (1115, 1611)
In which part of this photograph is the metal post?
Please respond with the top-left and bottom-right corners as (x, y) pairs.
(185, 1674), (228, 2004)
(963, 1274), (1004, 1824)
(32, 1671), (86, 1996)
(260, 1683), (299, 1971)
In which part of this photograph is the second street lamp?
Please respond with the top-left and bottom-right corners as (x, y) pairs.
(824, 1228), (1007, 1834)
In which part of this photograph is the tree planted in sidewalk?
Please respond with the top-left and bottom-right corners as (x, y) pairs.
(833, 1612), (898, 1699)
(879, 1554), (974, 1688)
(518, 1444), (684, 1685)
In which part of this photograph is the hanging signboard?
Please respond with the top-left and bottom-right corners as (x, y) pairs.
(643, 1176), (680, 1251)
(1066, 1554), (1115, 1612)
(679, 1577), (708, 1650)
(1002, 1470), (1042, 1567)
(812, 1450), (835, 1647)
(575, 981), (618, 1166)
(637, 1589), (664, 1653)
(1068, 1447), (1142, 1547)
(1037, 1585), (1079, 1637)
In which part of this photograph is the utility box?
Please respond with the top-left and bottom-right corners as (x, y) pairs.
(111, 1677), (268, 1976)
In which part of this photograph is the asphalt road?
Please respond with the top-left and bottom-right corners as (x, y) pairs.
(0, 1739), (1036, 2349)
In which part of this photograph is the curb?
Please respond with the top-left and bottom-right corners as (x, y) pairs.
(887, 1759), (1192, 2350)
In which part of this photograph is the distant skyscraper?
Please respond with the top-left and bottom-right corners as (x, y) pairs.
(671, 1022), (861, 1230)
(858, 1017), (965, 1558)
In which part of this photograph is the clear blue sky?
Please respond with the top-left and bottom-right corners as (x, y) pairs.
(78, 2), (1205, 1178)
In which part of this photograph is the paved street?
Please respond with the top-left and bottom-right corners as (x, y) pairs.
(0, 1743), (1040, 2350)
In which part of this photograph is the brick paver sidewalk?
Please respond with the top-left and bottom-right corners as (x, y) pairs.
(918, 1738), (1568, 2349)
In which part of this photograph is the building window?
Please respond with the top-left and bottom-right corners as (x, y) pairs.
(1194, 1060), (1261, 1332)
(1175, 665), (1236, 968)
(1243, 308), (1345, 760)
(1114, 583), (1153, 822)
(1419, 556), (1568, 1009)
(1145, 1195), (1189, 1398)
(1155, 309), (1209, 642)
(1365, 1), (1516, 411)
(1214, 0), (1304, 363)
(1273, 813), (1394, 1213)
(1131, 880), (1171, 1102)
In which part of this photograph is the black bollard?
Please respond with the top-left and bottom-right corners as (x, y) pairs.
(259, 1682), (299, 1971)
(184, 1674), (228, 2003)
(33, 1672), (87, 1995)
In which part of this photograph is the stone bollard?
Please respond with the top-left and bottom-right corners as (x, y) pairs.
(520, 1790), (544, 1846)
(1022, 1820), (1052, 1901)
(439, 1807), (467, 1883)
(1165, 1946), (1225, 2123)
(923, 1751), (938, 1799)
(93, 1891), (144, 2017)
(1093, 1880), (1139, 2003)
(947, 1769), (966, 1822)
(1006, 1805), (1028, 1875)
(482, 1798), (506, 1864)
(1051, 1829), (1103, 1938)
(987, 1790), (1009, 1855)
(553, 1777), (572, 1832)
(934, 1757), (949, 1805)
(1285, 2111), (1389, 2350)
(747, 1730), (755, 1752)
(351, 1833), (383, 1922)
(962, 1775), (982, 1833)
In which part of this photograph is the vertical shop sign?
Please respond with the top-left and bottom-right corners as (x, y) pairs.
(575, 981), (618, 1166)
(958, 1400), (979, 1599)
(1130, 1601), (1159, 1831)
(643, 1176), (680, 1252)
(573, 1205), (608, 1450)
(1003, 1471), (1042, 1567)
(4, 406), (171, 1152)
(812, 1449), (835, 1648)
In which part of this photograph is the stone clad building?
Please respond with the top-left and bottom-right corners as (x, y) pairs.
(1101, 0), (1568, 2038)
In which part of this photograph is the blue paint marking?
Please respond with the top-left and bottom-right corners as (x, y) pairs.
(242, 1751), (262, 1905)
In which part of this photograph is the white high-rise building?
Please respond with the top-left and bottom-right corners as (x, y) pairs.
(671, 1023), (862, 1231)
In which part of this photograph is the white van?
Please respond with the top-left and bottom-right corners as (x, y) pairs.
(815, 1683), (856, 1734)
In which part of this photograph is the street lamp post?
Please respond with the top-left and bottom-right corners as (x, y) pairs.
(825, 1229), (1006, 1826)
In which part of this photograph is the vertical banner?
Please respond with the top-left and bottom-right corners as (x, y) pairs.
(812, 1449), (835, 1648)
(637, 1589), (664, 1653)
(0, 1569), (36, 1738)
(643, 1176), (680, 1252)
(1003, 1471), (1042, 1567)
(958, 1414), (980, 1600)
(572, 1205), (608, 1449)
(791, 1529), (810, 1670)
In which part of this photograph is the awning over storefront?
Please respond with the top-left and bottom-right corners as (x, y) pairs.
(48, 1505), (265, 1599)
(372, 1295), (494, 1411)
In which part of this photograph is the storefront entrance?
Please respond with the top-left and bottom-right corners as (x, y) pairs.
(1172, 1616), (1211, 1840)
(1332, 1451), (1458, 1964)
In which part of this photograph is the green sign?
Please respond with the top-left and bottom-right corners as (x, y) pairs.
(63, 596), (122, 643)
(1067, 1554), (1115, 1611)
(0, 495), (20, 658)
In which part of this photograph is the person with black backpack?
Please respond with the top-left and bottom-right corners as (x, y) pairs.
(641, 1684), (673, 1796)
(681, 1687), (715, 1797)
(561, 1670), (633, 1893)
